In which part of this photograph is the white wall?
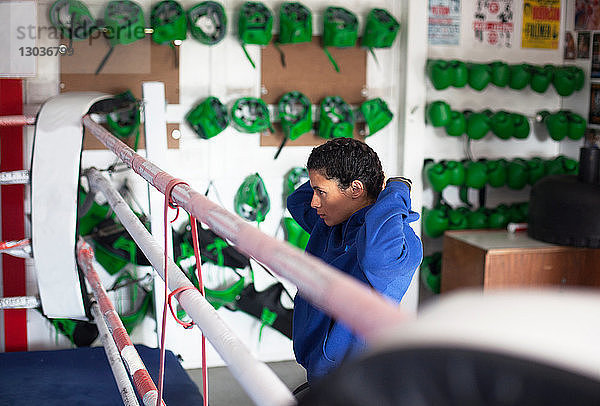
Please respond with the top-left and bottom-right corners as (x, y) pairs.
(13, 0), (424, 370)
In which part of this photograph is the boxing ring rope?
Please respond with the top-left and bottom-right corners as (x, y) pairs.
(77, 238), (164, 406)
(84, 168), (296, 406)
(0, 115), (36, 127)
(82, 114), (410, 341)
(90, 299), (140, 406)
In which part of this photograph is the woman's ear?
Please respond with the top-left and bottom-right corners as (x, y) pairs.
(350, 180), (366, 198)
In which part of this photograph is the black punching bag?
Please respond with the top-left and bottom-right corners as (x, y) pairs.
(528, 146), (600, 248)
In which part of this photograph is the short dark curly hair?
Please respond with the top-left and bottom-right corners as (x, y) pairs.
(307, 138), (384, 200)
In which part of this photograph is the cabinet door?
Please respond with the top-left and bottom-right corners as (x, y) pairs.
(484, 250), (597, 288)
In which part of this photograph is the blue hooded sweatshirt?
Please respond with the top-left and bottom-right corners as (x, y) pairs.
(287, 179), (423, 382)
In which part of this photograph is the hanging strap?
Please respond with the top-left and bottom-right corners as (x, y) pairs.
(323, 47), (340, 73)
(241, 43), (256, 69)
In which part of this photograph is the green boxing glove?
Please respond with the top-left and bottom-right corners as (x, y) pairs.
(426, 101), (451, 127)
(508, 63), (531, 90)
(423, 206), (449, 238)
(529, 65), (553, 93)
(427, 59), (454, 90)
(466, 112), (491, 140)
(424, 160), (451, 192)
(467, 207), (489, 229)
(468, 63), (492, 91)
(489, 61), (510, 87)
(464, 160), (487, 189)
(488, 204), (510, 229)
(545, 111), (569, 141)
(527, 157), (546, 185)
(486, 159), (508, 188)
(444, 110), (466, 137)
(507, 158), (529, 190)
(490, 111), (514, 140)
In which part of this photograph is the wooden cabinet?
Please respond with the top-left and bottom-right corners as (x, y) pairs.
(441, 230), (600, 293)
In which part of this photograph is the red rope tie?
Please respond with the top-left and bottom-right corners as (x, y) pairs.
(157, 178), (189, 406)
(167, 286), (197, 329)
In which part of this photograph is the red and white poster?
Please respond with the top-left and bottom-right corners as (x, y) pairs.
(473, 0), (514, 48)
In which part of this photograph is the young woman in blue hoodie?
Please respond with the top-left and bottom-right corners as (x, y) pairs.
(287, 138), (423, 384)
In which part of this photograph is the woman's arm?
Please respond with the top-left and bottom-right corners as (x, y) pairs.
(286, 181), (320, 233)
(356, 180), (421, 289)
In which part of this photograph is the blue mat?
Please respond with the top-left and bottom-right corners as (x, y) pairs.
(0, 345), (204, 405)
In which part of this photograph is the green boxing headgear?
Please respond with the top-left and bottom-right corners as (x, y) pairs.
(283, 217), (310, 250)
(322, 6), (358, 72)
(274, 2), (312, 67)
(187, 1), (227, 45)
(231, 97), (273, 133)
(362, 8), (399, 64)
(278, 91), (312, 140)
(274, 91), (312, 159)
(319, 96), (354, 139)
(106, 90), (141, 148)
(186, 96), (229, 139)
(104, 0), (146, 46)
(151, 0), (187, 45)
(283, 166), (309, 200)
(362, 8), (399, 49)
(360, 98), (393, 136)
(279, 2), (312, 44)
(238, 1), (273, 68)
(234, 173), (270, 223)
(49, 0), (97, 40)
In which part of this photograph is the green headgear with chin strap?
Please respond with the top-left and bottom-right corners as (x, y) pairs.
(283, 166), (309, 200)
(234, 173), (270, 223)
(151, 0), (187, 45)
(106, 90), (141, 149)
(273, 91), (312, 159)
(275, 2), (312, 67)
(279, 2), (312, 44)
(278, 91), (312, 141)
(231, 97), (273, 133)
(49, 0), (97, 40)
(362, 8), (399, 55)
(322, 6), (358, 72)
(238, 1), (273, 68)
(104, 0), (146, 46)
(360, 98), (393, 136)
(187, 1), (227, 45)
(186, 96), (229, 139)
(319, 96), (354, 139)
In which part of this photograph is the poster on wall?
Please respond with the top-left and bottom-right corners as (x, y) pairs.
(589, 84), (600, 124)
(428, 0), (461, 45)
(565, 31), (576, 59)
(592, 33), (600, 77)
(522, 0), (561, 49)
(575, 0), (600, 30)
(578, 31), (591, 58)
(473, 0), (514, 48)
